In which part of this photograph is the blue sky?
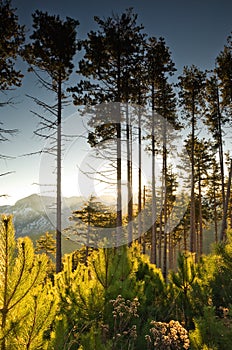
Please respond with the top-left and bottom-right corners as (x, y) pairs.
(1, 0), (232, 205)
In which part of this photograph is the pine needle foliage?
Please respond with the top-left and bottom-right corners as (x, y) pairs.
(0, 215), (57, 350)
(0, 0), (25, 92)
(190, 306), (232, 350)
(169, 252), (196, 328)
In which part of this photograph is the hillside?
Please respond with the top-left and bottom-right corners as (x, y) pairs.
(0, 194), (84, 238)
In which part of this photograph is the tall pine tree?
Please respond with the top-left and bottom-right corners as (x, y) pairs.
(70, 9), (146, 246)
(23, 11), (79, 272)
(178, 65), (206, 253)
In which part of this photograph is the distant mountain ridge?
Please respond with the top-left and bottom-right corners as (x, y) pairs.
(0, 194), (84, 237)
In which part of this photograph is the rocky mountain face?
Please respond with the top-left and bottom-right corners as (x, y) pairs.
(0, 194), (83, 237)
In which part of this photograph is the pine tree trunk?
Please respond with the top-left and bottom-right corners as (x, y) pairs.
(184, 221), (187, 251)
(116, 60), (122, 247)
(142, 185), (146, 254)
(220, 159), (232, 240)
(168, 232), (173, 270)
(116, 109), (122, 246)
(163, 123), (168, 280)
(150, 83), (157, 264)
(190, 102), (196, 253)
(138, 104), (142, 243)
(198, 167), (203, 256)
(85, 211), (91, 266)
(126, 104), (133, 245)
(151, 108), (157, 264)
(56, 74), (62, 273)
(230, 194), (232, 229)
(216, 86), (225, 209)
(1, 219), (8, 350)
(213, 181), (218, 242)
(159, 166), (164, 268)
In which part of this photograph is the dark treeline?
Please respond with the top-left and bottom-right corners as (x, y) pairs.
(1, 1), (232, 349)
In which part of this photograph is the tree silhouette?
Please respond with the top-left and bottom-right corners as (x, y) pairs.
(0, 0), (24, 182)
(35, 232), (56, 258)
(0, 0), (24, 95)
(178, 65), (206, 253)
(144, 36), (176, 267)
(70, 8), (146, 246)
(205, 73), (229, 210)
(64, 195), (116, 263)
(23, 11), (79, 272)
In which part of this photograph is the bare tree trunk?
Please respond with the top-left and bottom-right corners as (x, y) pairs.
(150, 82), (157, 264)
(1, 221), (8, 350)
(126, 104), (133, 245)
(198, 168), (203, 256)
(151, 107), (157, 264)
(163, 124), (168, 280)
(216, 86), (225, 209)
(116, 108), (122, 246)
(159, 168), (164, 269)
(230, 193), (232, 229)
(168, 209), (174, 270)
(168, 233), (172, 270)
(190, 102), (196, 253)
(213, 182), (218, 242)
(138, 103), (142, 243)
(142, 185), (146, 254)
(184, 221), (187, 251)
(220, 159), (232, 241)
(56, 74), (62, 273)
(85, 211), (90, 266)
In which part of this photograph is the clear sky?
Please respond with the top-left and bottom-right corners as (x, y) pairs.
(1, 0), (232, 205)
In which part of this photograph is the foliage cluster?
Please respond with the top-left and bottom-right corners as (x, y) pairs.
(1, 215), (232, 349)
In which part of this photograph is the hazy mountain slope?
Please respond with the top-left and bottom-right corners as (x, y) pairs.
(0, 194), (84, 237)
